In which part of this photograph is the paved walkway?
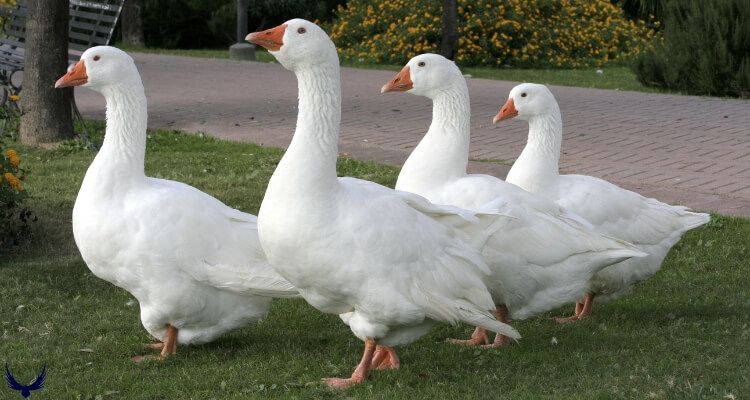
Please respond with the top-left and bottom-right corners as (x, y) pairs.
(74, 52), (750, 217)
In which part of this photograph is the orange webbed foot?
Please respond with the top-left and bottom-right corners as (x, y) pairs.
(555, 314), (582, 323)
(321, 376), (365, 388)
(447, 327), (489, 347)
(556, 294), (594, 323)
(132, 324), (178, 362)
(320, 338), (377, 389)
(371, 346), (400, 370)
(480, 333), (514, 348)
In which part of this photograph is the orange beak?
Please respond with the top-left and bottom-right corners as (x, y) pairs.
(493, 98), (518, 123)
(55, 60), (88, 88)
(246, 24), (287, 51)
(381, 66), (413, 93)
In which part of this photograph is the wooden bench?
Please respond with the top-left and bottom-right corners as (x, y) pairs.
(68, 0), (126, 63)
(0, 3), (27, 105)
(0, 0), (125, 132)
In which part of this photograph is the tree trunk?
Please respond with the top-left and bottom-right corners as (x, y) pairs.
(121, 0), (145, 47)
(440, 0), (458, 61)
(20, 0), (73, 145)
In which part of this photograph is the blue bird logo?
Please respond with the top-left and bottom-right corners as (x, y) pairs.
(5, 362), (46, 398)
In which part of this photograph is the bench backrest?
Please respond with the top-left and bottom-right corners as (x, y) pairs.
(0, 0), (124, 65)
(0, 1), (28, 75)
(2, 1), (27, 46)
(68, 0), (125, 62)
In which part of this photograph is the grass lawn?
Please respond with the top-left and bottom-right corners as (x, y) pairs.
(1, 123), (747, 399)
(116, 45), (656, 93)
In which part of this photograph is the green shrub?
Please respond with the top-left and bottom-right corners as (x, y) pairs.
(328, 0), (658, 68)
(0, 94), (34, 249)
(631, 0), (750, 98)
(0, 134), (34, 250)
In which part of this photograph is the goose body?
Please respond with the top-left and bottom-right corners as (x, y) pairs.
(382, 54), (644, 345)
(55, 46), (298, 359)
(247, 20), (519, 387)
(495, 83), (710, 318)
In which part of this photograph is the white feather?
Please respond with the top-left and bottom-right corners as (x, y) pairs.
(255, 20), (520, 349)
(502, 82), (710, 303)
(391, 54), (645, 322)
(71, 46), (298, 346)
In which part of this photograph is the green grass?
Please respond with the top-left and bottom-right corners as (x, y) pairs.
(2, 124), (748, 399)
(460, 65), (656, 92)
(115, 45), (656, 93)
(116, 44), (276, 64)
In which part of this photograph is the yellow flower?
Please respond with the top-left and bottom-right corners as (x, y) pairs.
(9, 94), (19, 102)
(7, 149), (19, 170)
(4, 172), (21, 190)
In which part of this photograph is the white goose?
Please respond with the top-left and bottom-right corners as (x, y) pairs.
(55, 46), (299, 361)
(494, 83), (710, 320)
(382, 53), (644, 346)
(247, 20), (519, 388)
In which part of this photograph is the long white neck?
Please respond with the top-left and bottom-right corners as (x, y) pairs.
(268, 62), (342, 196)
(90, 82), (148, 178)
(505, 105), (562, 193)
(396, 83), (470, 194)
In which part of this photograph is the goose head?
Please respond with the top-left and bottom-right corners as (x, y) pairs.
(246, 19), (337, 71)
(493, 83), (558, 123)
(381, 53), (464, 98)
(55, 46), (140, 92)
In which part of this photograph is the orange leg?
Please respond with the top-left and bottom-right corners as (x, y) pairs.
(484, 305), (514, 348)
(371, 346), (400, 370)
(132, 324), (178, 363)
(577, 293), (595, 319)
(322, 338), (377, 388)
(576, 301), (584, 316)
(161, 324), (179, 357)
(447, 326), (490, 347)
(556, 294), (595, 323)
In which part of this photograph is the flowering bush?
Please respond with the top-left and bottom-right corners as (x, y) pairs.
(0, 134), (34, 249)
(328, 0), (659, 68)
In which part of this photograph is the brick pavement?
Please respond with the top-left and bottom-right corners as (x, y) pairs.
(74, 52), (750, 217)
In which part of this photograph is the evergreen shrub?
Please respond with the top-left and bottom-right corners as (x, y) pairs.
(631, 0), (750, 98)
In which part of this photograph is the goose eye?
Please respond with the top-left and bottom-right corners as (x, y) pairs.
(418, 61), (425, 67)
(297, 27), (306, 34)
(93, 55), (101, 61)
(521, 92), (527, 98)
